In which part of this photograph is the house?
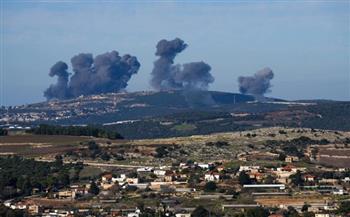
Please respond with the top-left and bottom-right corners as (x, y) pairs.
(243, 184), (285, 190)
(113, 174), (127, 183)
(164, 171), (175, 182)
(239, 166), (260, 172)
(343, 177), (350, 183)
(204, 172), (220, 182)
(217, 166), (225, 172)
(10, 202), (27, 210)
(57, 190), (76, 199)
(127, 208), (141, 217)
(154, 169), (167, 176)
(175, 213), (191, 217)
(333, 188), (345, 195)
(137, 167), (154, 173)
(128, 183), (150, 190)
(179, 162), (190, 169)
(249, 172), (264, 181)
(315, 214), (336, 217)
(197, 163), (214, 170)
(319, 178), (338, 184)
(238, 156), (248, 162)
(70, 184), (89, 196)
(126, 178), (139, 184)
(303, 174), (315, 182)
(102, 173), (113, 183)
(278, 165), (297, 172)
(285, 156), (299, 163)
(27, 204), (41, 215)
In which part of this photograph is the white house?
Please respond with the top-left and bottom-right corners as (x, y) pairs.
(315, 214), (336, 217)
(113, 174), (127, 183)
(197, 163), (214, 169)
(204, 173), (220, 182)
(175, 213), (191, 217)
(239, 166), (260, 172)
(127, 208), (141, 217)
(154, 170), (167, 176)
(243, 184), (285, 190)
(137, 167), (154, 173)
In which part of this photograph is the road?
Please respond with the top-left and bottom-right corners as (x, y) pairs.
(36, 158), (150, 168)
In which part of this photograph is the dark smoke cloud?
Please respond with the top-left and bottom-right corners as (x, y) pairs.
(44, 51), (140, 100)
(44, 61), (71, 100)
(150, 38), (214, 91)
(238, 67), (274, 96)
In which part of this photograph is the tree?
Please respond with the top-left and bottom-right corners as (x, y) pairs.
(204, 181), (217, 192)
(100, 152), (111, 161)
(303, 212), (315, 217)
(89, 181), (99, 195)
(290, 171), (304, 186)
(245, 207), (269, 217)
(264, 175), (275, 184)
(54, 155), (63, 167)
(191, 206), (210, 217)
(155, 146), (168, 158)
(301, 203), (310, 212)
(284, 206), (299, 217)
(58, 173), (70, 186)
(278, 153), (286, 161)
(0, 129), (8, 136)
(239, 171), (251, 185)
(337, 201), (350, 214)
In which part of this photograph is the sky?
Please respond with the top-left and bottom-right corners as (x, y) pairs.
(0, 0), (349, 105)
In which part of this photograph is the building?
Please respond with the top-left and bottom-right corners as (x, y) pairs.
(243, 184), (285, 190)
(204, 172), (220, 182)
(303, 174), (315, 182)
(285, 156), (299, 163)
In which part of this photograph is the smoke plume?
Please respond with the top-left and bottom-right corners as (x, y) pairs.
(238, 67), (274, 96)
(44, 51), (140, 100)
(44, 61), (71, 100)
(150, 38), (214, 91)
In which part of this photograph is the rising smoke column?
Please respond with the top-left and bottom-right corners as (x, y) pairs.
(44, 50), (140, 100)
(150, 38), (214, 91)
(238, 67), (274, 97)
(44, 61), (71, 100)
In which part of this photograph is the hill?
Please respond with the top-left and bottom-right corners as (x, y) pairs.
(1, 90), (350, 139)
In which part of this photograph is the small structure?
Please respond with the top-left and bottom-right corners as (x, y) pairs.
(243, 184), (285, 190)
(303, 174), (315, 182)
(204, 172), (220, 182)
(285, 156), (299, 163)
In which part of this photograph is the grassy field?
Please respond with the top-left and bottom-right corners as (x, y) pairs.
(0, 134), (90, 144)
(0, 135), (90, 157)
(1, 127), (349, 166)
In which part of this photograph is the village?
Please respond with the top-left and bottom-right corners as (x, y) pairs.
(3, 153), (350, 217)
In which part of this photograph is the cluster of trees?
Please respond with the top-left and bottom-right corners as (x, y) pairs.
(67, 141), (124, 161)
(29, 124), (123, 139)
(206, 141), (229, 147)
(0, 156), (82, 199)
(303, 102), (350, 131)
(190, 206), (270, 217)
(107, 118), (251, 139)
(0, 128), (7, 136)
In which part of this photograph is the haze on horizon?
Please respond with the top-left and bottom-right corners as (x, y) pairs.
(0, 0), (349, 106)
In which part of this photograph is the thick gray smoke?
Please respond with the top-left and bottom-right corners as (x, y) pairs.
(44, 61), (71, 100)
(150, 38), (214, 91)
(238, 67), (274, 96)
(44, 51), (140, 100)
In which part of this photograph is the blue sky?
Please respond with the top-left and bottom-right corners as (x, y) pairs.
(1, 0), (349, 105)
